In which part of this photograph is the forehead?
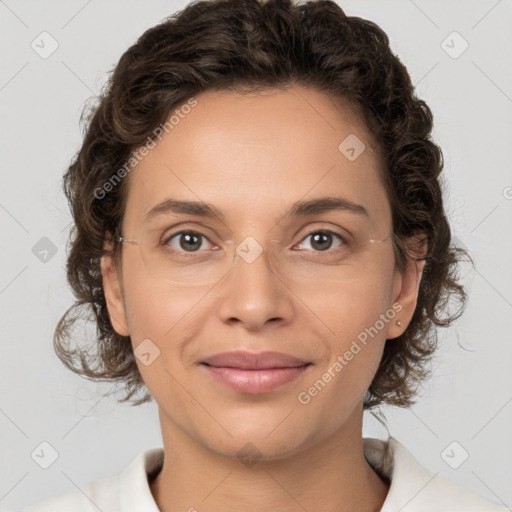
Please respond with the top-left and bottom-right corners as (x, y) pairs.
(122, 85), (390, 231)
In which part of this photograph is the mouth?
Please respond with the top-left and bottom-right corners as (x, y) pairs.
(199, 351), (312, 394)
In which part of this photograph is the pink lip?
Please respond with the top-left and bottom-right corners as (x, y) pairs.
(200, 351), (312, 394)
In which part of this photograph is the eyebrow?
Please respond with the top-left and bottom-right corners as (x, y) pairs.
(144, 196), (369, 223)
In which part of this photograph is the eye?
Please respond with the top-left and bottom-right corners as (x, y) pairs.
(296, 230), (346, 252)
(164, 231), (215, 253)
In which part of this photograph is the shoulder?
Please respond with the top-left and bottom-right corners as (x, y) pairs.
(17, 448), (164, 512)
(364, 436), (510, 512)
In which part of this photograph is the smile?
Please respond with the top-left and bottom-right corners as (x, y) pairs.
(200, 363), (312, 394)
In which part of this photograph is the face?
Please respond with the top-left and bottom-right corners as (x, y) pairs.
(102, 85), (423, 460)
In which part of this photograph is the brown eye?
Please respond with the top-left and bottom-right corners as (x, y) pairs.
(164, 231), (210, 252)
(297, 231), (346, 252)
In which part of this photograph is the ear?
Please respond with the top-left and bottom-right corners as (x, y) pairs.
(101, 244), (130, 337)
(386, 237), (427, 340)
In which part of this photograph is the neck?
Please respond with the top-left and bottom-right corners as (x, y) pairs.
(150, 404), (390, 512)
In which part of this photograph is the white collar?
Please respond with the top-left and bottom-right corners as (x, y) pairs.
(114, 436), (506, 512)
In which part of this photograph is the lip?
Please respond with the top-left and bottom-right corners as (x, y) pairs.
(201, 350), (309, 369)
(200, 351), (312, 394)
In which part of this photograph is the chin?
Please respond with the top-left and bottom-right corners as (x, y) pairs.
(198, 409), (318, 460)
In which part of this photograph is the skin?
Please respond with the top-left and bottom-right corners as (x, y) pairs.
(101, 85), (425, 512)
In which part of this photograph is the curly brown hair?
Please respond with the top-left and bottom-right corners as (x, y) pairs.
(55, 0), (470, 409)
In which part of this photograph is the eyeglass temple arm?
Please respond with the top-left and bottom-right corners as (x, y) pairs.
(116, 235), (139, 245)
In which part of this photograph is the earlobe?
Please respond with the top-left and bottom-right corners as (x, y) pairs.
(101, 253), (130, 336)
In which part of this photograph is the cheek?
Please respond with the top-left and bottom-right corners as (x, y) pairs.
(120, 248), (202, 337)
(296, 282), (393, 429)
(303, 255), (396, 338)
(119, 259), (210, 391)
(308, 260), (396, 388)
(122, 280), (208, 406)
(123, 277), (207, 344)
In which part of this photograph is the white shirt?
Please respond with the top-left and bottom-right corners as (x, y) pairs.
(18, 436), (509, 512)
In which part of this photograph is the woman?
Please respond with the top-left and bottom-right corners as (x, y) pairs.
(19, 0), (508, 510)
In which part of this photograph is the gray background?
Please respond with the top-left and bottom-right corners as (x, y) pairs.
(1, 0), (511, 510)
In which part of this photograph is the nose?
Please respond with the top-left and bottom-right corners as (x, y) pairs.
(216, 239), (295, 330)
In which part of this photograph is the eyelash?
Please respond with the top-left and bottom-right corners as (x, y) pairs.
(161, 228), (349, 255)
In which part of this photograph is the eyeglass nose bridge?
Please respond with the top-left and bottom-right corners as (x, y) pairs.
(227, 235), (284, 265)
(219, 236), (286, 286)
